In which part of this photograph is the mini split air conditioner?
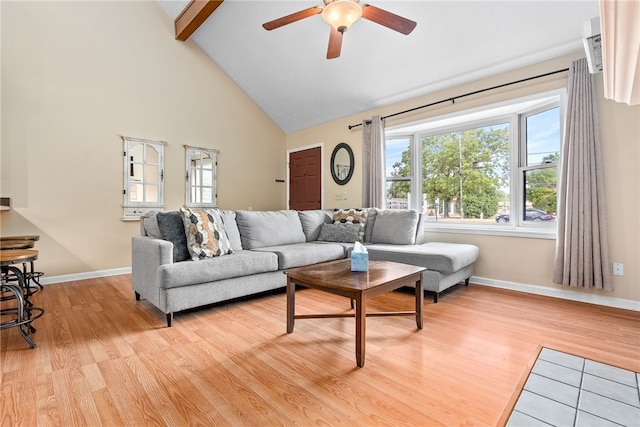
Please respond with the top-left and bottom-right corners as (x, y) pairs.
(583, 17), (603, 74)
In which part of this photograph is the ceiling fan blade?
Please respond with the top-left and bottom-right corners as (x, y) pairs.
(361, 4), (417, 35)
(262, 6), (323, 31)
(327, 27), (343, 59)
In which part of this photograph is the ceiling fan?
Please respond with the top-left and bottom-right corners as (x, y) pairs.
(262, 0), (417, 59)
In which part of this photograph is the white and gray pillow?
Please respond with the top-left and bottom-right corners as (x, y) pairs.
(180, 207), (234, 260)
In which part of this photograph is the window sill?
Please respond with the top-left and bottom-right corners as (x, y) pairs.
(121, 216), (141, 222)
(122, 206), (162, 221)
(423, 223), (556, 240)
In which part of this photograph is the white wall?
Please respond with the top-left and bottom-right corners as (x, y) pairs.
(1, 1), (286, 276)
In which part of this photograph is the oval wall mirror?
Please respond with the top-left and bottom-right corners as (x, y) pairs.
(330, 143), (354, 185)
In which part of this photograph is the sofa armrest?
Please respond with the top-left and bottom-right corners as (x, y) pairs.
(132, 235), (173, 308)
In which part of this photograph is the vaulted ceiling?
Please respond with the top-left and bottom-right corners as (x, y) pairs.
(157, 1), (600, 133)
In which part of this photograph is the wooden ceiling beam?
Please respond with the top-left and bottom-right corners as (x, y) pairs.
(174, 0), (223, 42)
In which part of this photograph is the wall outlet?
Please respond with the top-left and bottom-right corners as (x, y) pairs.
(613, 262), (624, 276)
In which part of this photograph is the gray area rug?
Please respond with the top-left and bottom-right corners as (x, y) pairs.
(506, 347), (640, 426)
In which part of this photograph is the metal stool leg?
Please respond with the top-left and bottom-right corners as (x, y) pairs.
(0, 283), (36, 348)
(1, 250), (43, 347)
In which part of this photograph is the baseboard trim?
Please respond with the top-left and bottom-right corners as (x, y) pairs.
(40, 267), (132, 285)
(471, 276), (640, 312)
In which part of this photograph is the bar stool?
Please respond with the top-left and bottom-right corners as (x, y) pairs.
(0, 235), (44, 296)
(1, 249), (44, 348)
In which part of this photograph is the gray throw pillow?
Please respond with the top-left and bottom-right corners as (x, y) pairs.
(317, 223), (363, 243)
(332, 208), (367, 241)
(370, 210), (419, 245)
(363, 208), (378, 243)
(220, 210), (243, 251)
(140, 210), (162, 239)
(156, 211), (191, 262)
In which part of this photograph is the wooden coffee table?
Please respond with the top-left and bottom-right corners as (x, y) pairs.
(284, 259), (426, 367)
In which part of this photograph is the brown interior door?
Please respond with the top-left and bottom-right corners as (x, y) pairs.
(289, 147), (322, 210)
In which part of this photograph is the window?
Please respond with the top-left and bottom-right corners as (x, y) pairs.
(520, 107), (561, 223)
(185, 146), (218, 207)
(385, 137), (412, 209)
(385, 91), (564, 235)
(122, 137), (165, 219)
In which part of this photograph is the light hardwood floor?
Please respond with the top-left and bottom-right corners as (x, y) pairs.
(1, 275), (639, 426)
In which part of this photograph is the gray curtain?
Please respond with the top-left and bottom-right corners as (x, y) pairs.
(362, 116), (386, 208)
(553, 58), (613, 290)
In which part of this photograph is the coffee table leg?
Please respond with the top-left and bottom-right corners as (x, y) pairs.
(355, 293), (366, 367)
(287, 278), (295, 333)
(415, 276), (423, 329)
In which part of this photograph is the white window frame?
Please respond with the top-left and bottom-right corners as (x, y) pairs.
(384, 89), (565, 239)
(516, 104), (562, 229)
(184, 145), (218, 208)
(385, 136), (417, 210)
(122, 137), (165, 220)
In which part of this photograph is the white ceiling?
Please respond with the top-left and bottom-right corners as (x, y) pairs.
(156, 0), (599, 133)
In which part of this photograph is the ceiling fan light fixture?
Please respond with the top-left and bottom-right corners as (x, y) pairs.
(322, 0), (362, 33)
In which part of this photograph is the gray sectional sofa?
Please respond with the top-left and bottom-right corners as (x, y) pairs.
(132, 208), (479, 326)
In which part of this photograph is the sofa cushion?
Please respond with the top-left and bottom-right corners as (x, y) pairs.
(220, 210), (243, 251)
(370, 210), (419, 245)
(158, 250), (279, 289)
(236, 210), (306, 249)
(298, 210), (333, 241)
(180, 207), (234, 260)
(365, 242), (479, 275)
(156, 211), (191, 262)
(253, 242), (345, 269)
(317, 223), (363, 243)
(363, 208), (378, 243)
(140, 210), (162, 239)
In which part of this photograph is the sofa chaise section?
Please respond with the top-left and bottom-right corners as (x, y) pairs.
(365, 242), (480, 302)
(356, 209), (479, 302)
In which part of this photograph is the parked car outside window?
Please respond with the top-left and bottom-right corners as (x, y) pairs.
(495, 209), (555, 223)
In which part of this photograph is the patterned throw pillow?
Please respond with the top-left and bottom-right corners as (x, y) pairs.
(180, 207), (234, 260)
(332, 208), (367, 241)
(332, 208), (368, 225)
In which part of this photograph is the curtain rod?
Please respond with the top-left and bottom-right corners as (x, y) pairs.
(347, 67), (570, 130)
